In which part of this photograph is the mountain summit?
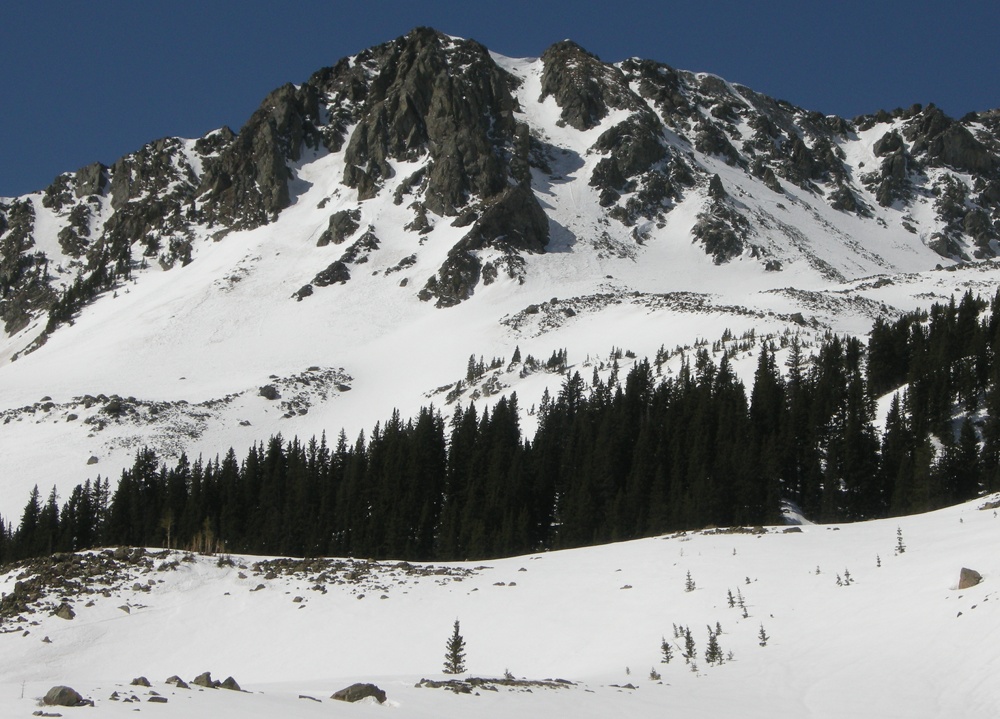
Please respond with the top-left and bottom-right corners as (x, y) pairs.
(0, 28), (998, 518)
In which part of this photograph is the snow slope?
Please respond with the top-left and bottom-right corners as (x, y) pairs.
(1, 495), (998, 717)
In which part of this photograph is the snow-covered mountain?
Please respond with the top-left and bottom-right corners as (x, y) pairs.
(2, 495), (998, 718)
(2, 27), (1000, 520)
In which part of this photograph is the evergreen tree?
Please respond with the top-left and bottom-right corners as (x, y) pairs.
(682, 626), (695, 664)
(443, 620), (467, 675)
(660, 636), (673, 664)
(14, 485), (42, 558)
(705, 626), (723, 665)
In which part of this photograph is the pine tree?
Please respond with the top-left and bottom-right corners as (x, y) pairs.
(758, 623), (769, 647)
(683, 627), (695, 664)
(705, 626), (723, 665)
(660, 636), (673, 664)
(684, 570), (695, 592)
(443, 619), (467, 675)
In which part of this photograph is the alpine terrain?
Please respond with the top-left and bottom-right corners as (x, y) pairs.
(1, 27), (1000, 715)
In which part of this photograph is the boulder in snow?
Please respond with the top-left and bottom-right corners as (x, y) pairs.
(331, 683), (387, 703)
(959, 567), (983, 589)
(43, 685), (89, 706)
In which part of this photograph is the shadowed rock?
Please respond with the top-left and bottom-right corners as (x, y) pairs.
(332, 683), (386, 703)
(43, 685), (88, 707)
(959, 567), (983, 589)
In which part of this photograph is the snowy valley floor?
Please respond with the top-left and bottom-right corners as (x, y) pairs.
(2, 496), (1000, 718)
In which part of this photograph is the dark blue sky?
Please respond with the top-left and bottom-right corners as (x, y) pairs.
(2, 0), (998, 197)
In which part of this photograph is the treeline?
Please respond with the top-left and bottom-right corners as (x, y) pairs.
(2, 290), (998, 565)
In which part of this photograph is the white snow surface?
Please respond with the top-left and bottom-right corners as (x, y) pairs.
(2, 496), (998, 717)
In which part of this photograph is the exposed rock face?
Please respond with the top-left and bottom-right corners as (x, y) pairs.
(419, 247), (482, 308)
(590, 110), (669, 197)
(199, 83), (325, 228)
(312, 260), (351, 287)
(317, 208), (360, 246)
(907, 106), (998, 175)
(0, 199), (54, 335)
(419, 185), (548, 307)
(539, 41), (637, 130)
(342, 28), (519, 215)
(332, 683), (387, 703)
(75, 162), (108, 198)
(959, 567), (983, 589)
(692, 177), (751, 264)
(457, 185), (548, 255)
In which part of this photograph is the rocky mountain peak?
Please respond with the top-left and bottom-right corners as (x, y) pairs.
(539, 40), (639, 130)
(3, 28), (1000, 361)
(341, 27), (521, 215)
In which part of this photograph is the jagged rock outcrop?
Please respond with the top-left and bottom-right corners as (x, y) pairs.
(75, 162), (108, 198)
(317, 208), (360, 246)
(0, 199), (54, 334)
(539, 41), (638, 130)
(590, 111), (668, 198)
(342, 28), (519, 214)
(907, 106), (998, 175)
(692, 180), (751, 264)
(198, 82), (325, 228)
(312, 261), (351, 287)
(419, 184), (548, 307)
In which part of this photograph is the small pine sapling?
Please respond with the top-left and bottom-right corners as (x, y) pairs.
(649, 667), (661, 681)
(895, 526), (906, 554)
(685, 570), (696, 592)
(443, 619), (467, 675)
(660, 637), (674, 664)
(715, 621), (723, 635)
(758, 623), (769, 647)
(843, 568), (853, 585)
(727, 589), (735, 608)
(876, 554), (881, 567)
(683, 627), (696, 664)
(737, 589), (748, 617)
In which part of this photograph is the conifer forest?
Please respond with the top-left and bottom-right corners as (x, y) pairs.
(2, 291), (998, 565)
